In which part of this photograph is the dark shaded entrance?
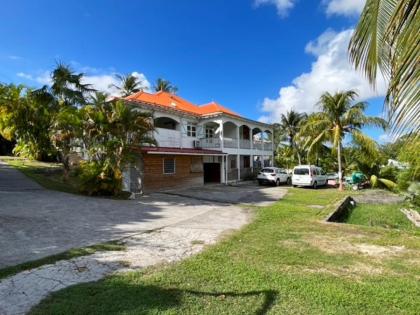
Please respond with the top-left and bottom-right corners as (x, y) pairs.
(204, 163), (220, 183)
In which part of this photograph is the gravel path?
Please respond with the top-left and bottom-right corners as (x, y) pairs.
(0, 205), (250, 315)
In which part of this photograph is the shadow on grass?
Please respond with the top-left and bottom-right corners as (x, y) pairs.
(31, 281), (278, 315)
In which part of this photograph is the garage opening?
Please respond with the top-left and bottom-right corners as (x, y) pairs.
(204, 163), (220, 183)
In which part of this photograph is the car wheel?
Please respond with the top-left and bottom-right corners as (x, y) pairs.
(313, 181), (318, 189)
(286, 177), (291, 185)
(276, 179), (280, 186)
(258, 180), (263, 186)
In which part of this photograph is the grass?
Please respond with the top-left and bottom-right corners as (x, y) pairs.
(0, 241), (125, 280)
(346, 203), (416, 231)
(31, 189), (420, 315)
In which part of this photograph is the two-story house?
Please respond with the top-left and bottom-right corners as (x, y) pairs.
(123, 91), (273, 193)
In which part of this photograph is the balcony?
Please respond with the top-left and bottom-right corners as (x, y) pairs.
(200, 137), (221, 149)
(239, 139), (251, 149)
(154, 128), (181, 147)
(223, 138), (238, 148)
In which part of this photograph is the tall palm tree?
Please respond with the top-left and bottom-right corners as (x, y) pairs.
(275, 110), (307, 164)
(111, 74), (145, 97)
(349, 0), (419, 136)
(302, 90), (387, 190)
(154, 78), (178, 94)
(51, 62), (95, 106)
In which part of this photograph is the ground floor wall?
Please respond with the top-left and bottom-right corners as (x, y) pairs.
(142, 154), (204, 193)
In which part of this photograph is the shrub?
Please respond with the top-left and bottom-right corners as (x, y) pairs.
(79, 161), (122, 196)
(379, 165), (399, 182)
(405, 182), (420, 208)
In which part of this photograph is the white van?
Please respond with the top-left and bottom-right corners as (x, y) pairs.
(292, 165), (327, 189)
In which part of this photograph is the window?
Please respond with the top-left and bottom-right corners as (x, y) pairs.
(187, 124), (196, 137)
(294, 168), (309, 175)
(163, 158), (175, 174)
(205, 128), (214, 138)
(261, 168), (274, 173)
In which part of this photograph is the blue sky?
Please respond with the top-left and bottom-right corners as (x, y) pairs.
(0, 0), (389, 142)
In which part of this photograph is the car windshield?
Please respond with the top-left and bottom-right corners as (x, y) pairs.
(294, 168), (309, 175)
(261, 168), (274, 173)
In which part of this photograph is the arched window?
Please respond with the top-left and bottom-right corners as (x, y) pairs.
(154, 117), (179, 130)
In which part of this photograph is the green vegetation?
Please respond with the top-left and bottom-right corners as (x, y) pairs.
(4, 157), (80, 194)
(31, 189), (420, 314)
(346, 203), (416, 231)
(0, 241), (125, 280)
(349, 0), (419, 135)
(0, 63), (156, 196)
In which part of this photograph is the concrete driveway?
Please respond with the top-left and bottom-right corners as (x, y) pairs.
(0, 161), (286, 268)
(163, 183), (288, 206)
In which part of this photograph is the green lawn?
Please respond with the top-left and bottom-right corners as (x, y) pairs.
(346, 203), (416, 231)
(31, 189), (420, 314)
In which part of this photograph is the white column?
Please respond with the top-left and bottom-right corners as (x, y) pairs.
(237, 154), (240, 181)
(236, 125), (240, 149)
(220, 121), (224, 151)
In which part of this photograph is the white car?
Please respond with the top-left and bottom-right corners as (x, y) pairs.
(292, 165), (328, 189)
(257, 167), (291, 186)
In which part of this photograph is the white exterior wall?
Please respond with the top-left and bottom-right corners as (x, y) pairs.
(150, 108), (274, 183)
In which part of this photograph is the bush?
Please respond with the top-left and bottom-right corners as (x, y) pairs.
(379, 165), (399, 182)
(79, 161), (122, 196)
(397, 170), (412, 191)
(405, 182), (420, 208)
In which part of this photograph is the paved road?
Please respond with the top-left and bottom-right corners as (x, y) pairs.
(0, 161), (286, 268)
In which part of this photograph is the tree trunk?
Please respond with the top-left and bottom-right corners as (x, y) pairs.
(337, 141), (343, 191)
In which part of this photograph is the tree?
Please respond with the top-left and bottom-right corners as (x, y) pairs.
(111, 74), (145, 97)
(349, 0), (419, 136)
(0, 84), (57, 160)
(50, 62), (95, 106)
(50, 106), (82, 178)
(302, 90), (387, 190)
(154, 78), (178, 93)
(274, 110), (307, 164)
(78, 99), (155, 195)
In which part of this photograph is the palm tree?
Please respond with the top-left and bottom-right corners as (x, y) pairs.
(110, 74), (145, 97)
(349, 0), (419, 136)
(154, 78), (178, 93)
(274, 110), (307, 164)
(302, 90), (387, 190)
(51, 62), (95, 106)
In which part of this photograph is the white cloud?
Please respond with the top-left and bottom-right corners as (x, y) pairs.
(35, 71), (53, 85)
(16, 67), (150, 97)
(323, 0), (365, 17)
(81, 71), (150, 96)
(259, 28), (387, 123)
(16, 72), (33, 80)
(8, 55), (22, 60)
(254, 0), (296, 17)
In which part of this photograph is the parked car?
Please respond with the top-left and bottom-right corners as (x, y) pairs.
(257, 167), (291, 186)
(326, 172), (339, 180)
(292, 165), (328, 189)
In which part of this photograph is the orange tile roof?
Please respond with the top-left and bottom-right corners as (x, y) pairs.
(125, 91), (240, 117)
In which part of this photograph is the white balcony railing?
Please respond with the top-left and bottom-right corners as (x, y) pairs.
(223, 138), (238, 148)
(239, 139), (251, 149)
(253, 140), (263, 150)
(154, 128), (181, 147)
(200, 137), (221, 149)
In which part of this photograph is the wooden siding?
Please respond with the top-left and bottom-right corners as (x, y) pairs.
(143, 154), (204, 192)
